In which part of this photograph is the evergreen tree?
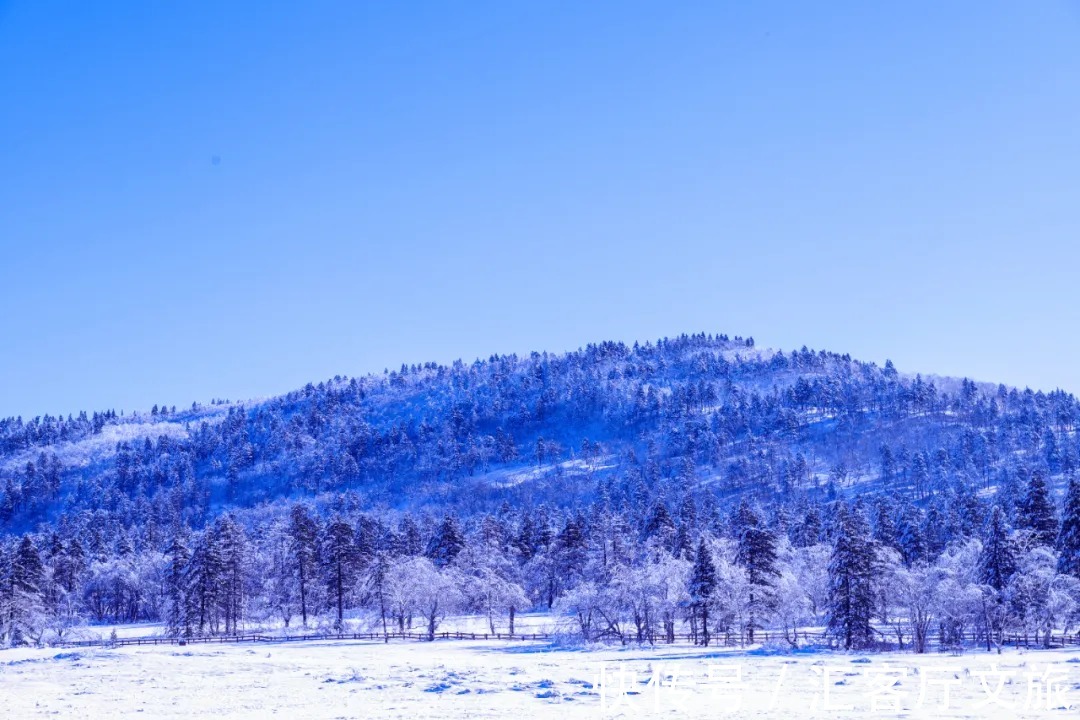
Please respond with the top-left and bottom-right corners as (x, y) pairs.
(215, 515), (247, 634)
(164, 531), (191, 637)
(1018, 470), (1058, 547)
(980, 505), (1018, 591)
(323, 517), (360, 631)
(796, 506), (823, 547)
(872, 499), (898, 551)
(288, 504), (320, 627)
(895, 505), (926, 566)
(428, 515), (465, 567)
(643, 501), (676, 546)
(688, 538), (717, 646)
(186, 529), (224, 635)
(879, 444), (896, 488)
(354, 516), (382, 564)
(734, 501), (778, 643)
(825, 504), (877, 650)
(12, 536), (44, 645)
(554, 515), (588, 584)
(672, 523), (692, 560)
(0, 544), (11, 644)
(513, 514), (538, 561)
(1059, 478), (1080, 578)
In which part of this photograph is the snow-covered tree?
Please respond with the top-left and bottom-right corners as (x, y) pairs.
(980, 506), (1018, 592)
(322, 516), (360, 631)
(288, 504), (321, 627)
(1058, 478), (1080, 578)
(688, 538), (717, 645)
(1017, 471), (1058, 549)
(826, 504), (878, 650)
(734, 501), (779, 642)
(455, 537), (528, 635)
(1006, 547), (1080, 648)
(385, 556), (463, 640)
(164, 531), (191, 637)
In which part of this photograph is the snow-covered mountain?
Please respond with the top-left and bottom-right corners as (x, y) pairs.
(1, 332), (1074, 534)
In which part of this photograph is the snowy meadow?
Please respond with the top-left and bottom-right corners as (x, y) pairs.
(2, 639), (1080, 719)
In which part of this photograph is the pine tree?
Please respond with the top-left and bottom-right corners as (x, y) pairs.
(363, 551), (392, 639)
(1059, 478), (1080, 578)
(0, 543), (11, 644)
(5, 536), (45, 645)
(872, 499), (898, 550)
(164, 531), (191, 637)
(894, 505), (926, 565)
(1018, 470), (1058, 548)
(734, 501), (778, 643)
(643, 501), (676, 546)
(398, 516), (424, 556)
(353, 515), (381, 555)
(63, 538), (85, 593)
(980, 505), (1018, 591)
(879, 444), (896, 488)
(554, 514), (588, 589)
(215, 515), (247, 634)
(428, 515), (465, 567)
(797, 505), (823, 547)
(513, 514), (538, 561)
(186, 529), (224, 635)
(689, 538), (717, 646)
(288, 503), (320, 627)
(672, 523), (692, 560)
(825, 504), (877, 650)
(323, 517), (360, 631)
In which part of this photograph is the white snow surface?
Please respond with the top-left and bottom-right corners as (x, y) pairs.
(2, 640), (1079, 719)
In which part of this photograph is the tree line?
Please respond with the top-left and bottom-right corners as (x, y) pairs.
(3, 467), (1080, 652)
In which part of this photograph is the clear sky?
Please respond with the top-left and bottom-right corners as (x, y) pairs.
(2, 2), (1079, 418)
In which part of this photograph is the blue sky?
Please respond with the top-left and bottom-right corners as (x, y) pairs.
(2, 2), (1079, 418)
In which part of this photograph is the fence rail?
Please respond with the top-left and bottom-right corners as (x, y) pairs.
(56, 630), (554, 649)
(50, 628), (1080, 651)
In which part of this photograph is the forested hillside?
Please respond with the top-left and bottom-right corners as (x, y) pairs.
(2, 332), (1080, 650)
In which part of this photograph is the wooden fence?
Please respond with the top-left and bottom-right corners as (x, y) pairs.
(51, 628), (1080, 651)
(56, 630), (553, 649)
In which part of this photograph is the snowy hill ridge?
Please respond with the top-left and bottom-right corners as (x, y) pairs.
(1, 331), (1076, 533)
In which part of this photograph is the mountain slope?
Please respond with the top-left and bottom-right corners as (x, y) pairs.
(1, 332), (1074, 537)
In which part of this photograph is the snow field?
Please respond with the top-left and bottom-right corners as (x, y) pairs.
(3, 640), (1080, 719)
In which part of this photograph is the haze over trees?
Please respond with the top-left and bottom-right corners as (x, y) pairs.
(3, 332), (1080, 650)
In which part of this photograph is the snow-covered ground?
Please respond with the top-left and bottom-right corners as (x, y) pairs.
(2, 639), (1080, 719)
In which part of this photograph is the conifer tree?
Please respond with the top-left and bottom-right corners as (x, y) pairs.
(288, 504), (320, 627)
(689, 538), (717, 646)
(1018, 470), (1058, 548)
(186, 529), (224, 635)
(643, 501), (676, 546)
(215, 515), (247, 634)
(871, 502), (893, 549)
(164, 531), (191, 637)
(398, 516), (424, 556)
(0, 543), (12, 644)
(323, 517), (360, 631)
(428, 515), (465, 567)
(980, 505), (1018, 591)
(825, 504), (877, 650)
(734, 501), (778, 643)
(896, 512), (926, 566)
(1059, 478), (1080, 578)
